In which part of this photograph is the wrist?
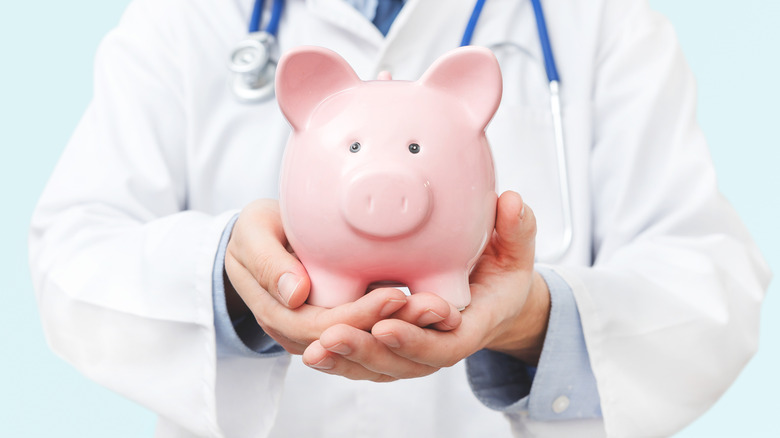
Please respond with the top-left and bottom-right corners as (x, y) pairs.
(486, 271), (551, 365)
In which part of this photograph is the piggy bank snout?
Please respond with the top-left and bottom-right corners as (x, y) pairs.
(341, 168), (432, 239)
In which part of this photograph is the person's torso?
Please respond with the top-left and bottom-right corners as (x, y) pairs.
(165, 0), (606, 435)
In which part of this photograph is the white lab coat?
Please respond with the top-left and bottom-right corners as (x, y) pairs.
(29, 0), (770, 437)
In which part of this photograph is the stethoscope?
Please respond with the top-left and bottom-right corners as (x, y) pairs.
(228, 0), (284, 101)
(228, 0), (573, 261)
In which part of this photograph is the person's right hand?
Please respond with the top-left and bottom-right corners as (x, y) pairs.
(224, 199), (460, 355)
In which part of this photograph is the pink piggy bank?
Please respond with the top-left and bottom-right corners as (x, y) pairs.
(276, 46), (502, 310)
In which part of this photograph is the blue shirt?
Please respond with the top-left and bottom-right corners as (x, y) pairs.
(344, 0), (405, 36)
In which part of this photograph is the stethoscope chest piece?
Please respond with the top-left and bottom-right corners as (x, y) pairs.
(229, 31), (277, 102)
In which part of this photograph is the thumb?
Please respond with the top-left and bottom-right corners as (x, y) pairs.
(492, 191), (537, 270)
(226, 200), (311, 308)
(251, 233), (311, 309)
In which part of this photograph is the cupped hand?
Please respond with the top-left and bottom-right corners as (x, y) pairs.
(302, 292), (462, 381)
(224, 199), (462, 355)
(302, 191), (550, 380)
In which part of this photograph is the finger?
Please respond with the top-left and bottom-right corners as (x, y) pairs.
(224, 255), (308, 352)
(322, 324), (439, 379)
(311, 287), (408, 332)
(430, 302), (463, 332)
(371, 319), (481, 368)
(302, 340), (396, 382)
(225, 252), (281, 318)
(313, 324), (439, 380)
(228, 200), (310, 307)
(390, 292), (462, 331)
(492, 191), (537, 270)
(242, 284), (407, 351)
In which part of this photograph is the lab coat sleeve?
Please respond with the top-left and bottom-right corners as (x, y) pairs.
(28, 1), (289, 437)
(466, 267), (602, 419)
(466, 268), (601, 421)
(557, 1), (772, 436)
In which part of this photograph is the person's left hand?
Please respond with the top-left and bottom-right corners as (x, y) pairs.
(301, 190), (551, 382)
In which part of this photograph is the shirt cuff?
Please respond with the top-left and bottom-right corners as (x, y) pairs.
(466, 267), (602, 420)
(212, 213), (285, 358)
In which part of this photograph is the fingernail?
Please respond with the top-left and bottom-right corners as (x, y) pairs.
(380, 298), (406, 317)
(325, 342), (351, 355)
(308, 356), (335, 370)
(277, 273), (301, 305)
(416, 309), (444, 326)
(376, 333), (400, 349)
(520, 203), (526, 219)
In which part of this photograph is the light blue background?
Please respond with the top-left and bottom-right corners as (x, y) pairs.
(1, 1), (777, 436)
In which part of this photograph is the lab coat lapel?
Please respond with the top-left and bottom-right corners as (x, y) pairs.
(371, 0), (475, 79)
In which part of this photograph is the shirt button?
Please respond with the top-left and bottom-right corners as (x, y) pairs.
(552, 395), (570, 414)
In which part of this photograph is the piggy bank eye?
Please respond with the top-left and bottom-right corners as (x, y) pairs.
(408, 143), (420, 154)
(349, 142), (361, 153)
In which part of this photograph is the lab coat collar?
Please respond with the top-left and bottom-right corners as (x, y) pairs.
(342, 0), (380, 21)
(306, 0), (386, 46)
(304, 0), (467, 51)
(300, 0), (541, 82)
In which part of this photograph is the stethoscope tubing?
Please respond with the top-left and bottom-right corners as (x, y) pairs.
(460, 0), (487, 47)
(529, 0), (559, 82)
(529, 0), (572, 261)
(250, 0), (284, 35)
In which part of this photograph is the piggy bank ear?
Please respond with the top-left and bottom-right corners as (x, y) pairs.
(276, 46), (361, 130)
(419, 47), (502, 129)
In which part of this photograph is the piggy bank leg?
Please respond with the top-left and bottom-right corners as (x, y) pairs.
(409, 271), (471, 311)
(305, 266), (367, 308)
